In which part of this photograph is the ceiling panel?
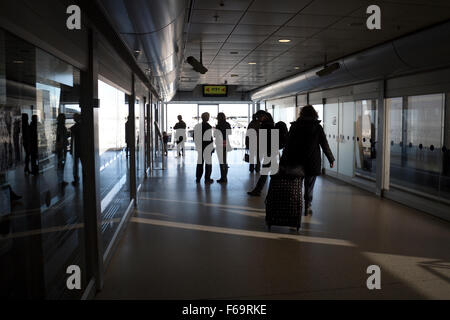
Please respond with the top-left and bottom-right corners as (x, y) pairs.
(232, 24), (279, 36)
(287, 14), (342, 28)
(275, 26), (322, 38)
(194, 0), (253, 11)
(240, 12), (294, 26)
(248, 0), (312, 13)
(301, 0), (369, 16)
(178, 0), (450, 94)
(191, 9), (243, 24)
(189, 23), (235, 34)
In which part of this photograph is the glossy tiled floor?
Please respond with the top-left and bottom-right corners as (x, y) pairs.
(96, 150), (450, 300)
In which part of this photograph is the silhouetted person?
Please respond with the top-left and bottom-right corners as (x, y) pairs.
(125, 116), (131, 158)
(215, 112), (231, 183)
(275, 121), (289, 151)
(21, 113), (31, 174)
(162, 131), (169, 156)
(194, 112), (214, 184)
(280, 105), (335, 215)
(248, 111), (275, 196)
(13, 117), (21, 164)
(246, 114), (261, 173)
(56, 113), (69, 186)
(174, 115), (187, 157)
(70, 113), (82, 186)
(29, 115), (39, 175)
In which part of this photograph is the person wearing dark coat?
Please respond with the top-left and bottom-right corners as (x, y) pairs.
(280, 105), (335, 215)
(70, 113), (82, 186)
(246, 114), (261, 173)
(56, 113), (69, 186)
(194, 112), (214, 184)
(21, 113), (31, 174)
(215, 112), (232, 183)
(29, 115), (39, 175)
(174, 115), (187, 157)
(247, 110), (276, 196)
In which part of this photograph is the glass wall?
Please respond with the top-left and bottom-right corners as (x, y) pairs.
(98, 80), (130, 252)
(166, 104), (197, 151)
(219, 104), (249, 149)
(355, 100), (378, 179)
(135, 97), (145, 183)
(0, 29), (86, 298)
(323, 102), (339, 173)
(388, 94), (446, 199)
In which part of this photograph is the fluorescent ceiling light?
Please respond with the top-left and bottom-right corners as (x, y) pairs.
(248, 62), (257, 65)
(278, 39), (291, 43)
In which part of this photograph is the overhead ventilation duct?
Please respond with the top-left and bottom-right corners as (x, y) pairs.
(251, 21), (450, 101)
(98, 0), (189, 102)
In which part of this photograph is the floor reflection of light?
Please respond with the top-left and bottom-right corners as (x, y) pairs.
(131, 217), (356, 247)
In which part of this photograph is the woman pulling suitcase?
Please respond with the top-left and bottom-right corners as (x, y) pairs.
(280, 105), (335, 216)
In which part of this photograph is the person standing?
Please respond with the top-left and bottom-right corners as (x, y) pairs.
(29, 115), (39, 175)
(174, 115), (187, 157)
(21, 113), (31, 174)
(280, 105), (335, 215)
(56, 113), (69, 186)
(215, 112), (231, 183)
(247, 111), (275, 196)
(194, 112), (214, 184)
(246, 114), (260, 173)
(162, 131), (169, 156)
(70, 113), (82, 186)
(125, 116), (131, 158)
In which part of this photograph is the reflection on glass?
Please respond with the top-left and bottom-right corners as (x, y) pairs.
(388, 94), (444, 197)
(98, 80), (130, 251)
(0, 29), (85, 298)
(355, 100), (378, 179)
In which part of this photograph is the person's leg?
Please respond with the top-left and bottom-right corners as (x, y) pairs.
(24, 150), (30, 173)
(177, 142), (181, 157)
(73, 156), (80, 185)
(196, 151), (204, 182)
(304, 175), (317, 214)
(248, 174), (267, 196)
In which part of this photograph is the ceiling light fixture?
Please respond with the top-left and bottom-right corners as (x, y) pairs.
(294, 66), (300, 70)
(278, 39), (291, 43)
(248, 62), (257, 65)
(230, 51), (239, 54)
(13, 60), (24, 64)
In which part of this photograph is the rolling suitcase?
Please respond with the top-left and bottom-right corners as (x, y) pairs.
(265, 174), (303, 231)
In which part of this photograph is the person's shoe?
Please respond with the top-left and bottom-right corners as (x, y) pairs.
(205, 179), (214, 184)
(195, 179), (201, 183)
(247, 190), (261, 196)
(217, 178), (227, 183)
(304, 207), (313, 216)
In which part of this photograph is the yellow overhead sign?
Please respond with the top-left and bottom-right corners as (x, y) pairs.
(203, 85), (228, 97)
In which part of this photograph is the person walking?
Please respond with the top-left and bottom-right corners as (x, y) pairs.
(194, 112), (214, 184)
(280, 105), (335, 216)
(215, 112), (231, 183)
(174, 115), (187, 157)
(246, 114), (260, 173)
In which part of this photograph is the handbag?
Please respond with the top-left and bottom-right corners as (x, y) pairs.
(244, 150), (250, 163)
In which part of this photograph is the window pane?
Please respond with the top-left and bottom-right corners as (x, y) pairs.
(389, 94), (444, 196)
(0, 29), (86, 299)
(98, 80), (130, 252)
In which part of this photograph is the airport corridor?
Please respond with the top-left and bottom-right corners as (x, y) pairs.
(97, 150), (450, 300)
